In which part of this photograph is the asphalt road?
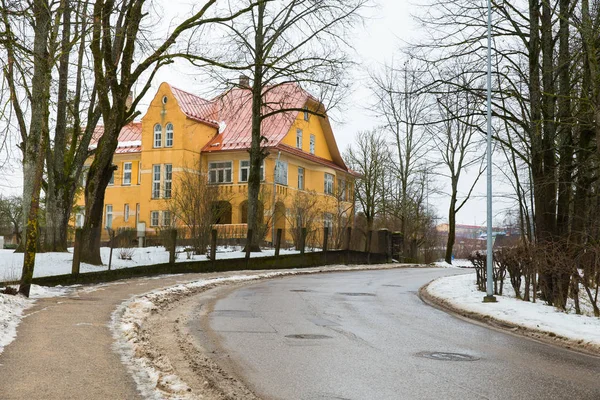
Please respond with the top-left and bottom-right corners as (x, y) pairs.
(192, 268), (600, 400)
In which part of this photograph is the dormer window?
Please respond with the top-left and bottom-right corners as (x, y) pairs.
(154, 124), (162, 148)
(165, 123), (173, 147)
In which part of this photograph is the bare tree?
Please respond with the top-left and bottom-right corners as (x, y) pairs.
(192, 0), (365, 251)
(344, 129), (389, 247)
(79, 0), (257, 265)
(430, 76), (485, 264)
(166, 163), (220, 254)
(0, 195), (23, 244)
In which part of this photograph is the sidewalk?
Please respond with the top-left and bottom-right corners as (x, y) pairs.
(0, 273), (218, 400)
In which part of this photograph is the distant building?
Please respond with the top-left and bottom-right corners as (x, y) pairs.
(435, 223), (506, 240)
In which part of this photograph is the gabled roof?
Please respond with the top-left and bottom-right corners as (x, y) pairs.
(202, 83), (309, 152)
(169, 86), (219, 127)
(176, 82), (349, 172)
(91, 122), (142, 154)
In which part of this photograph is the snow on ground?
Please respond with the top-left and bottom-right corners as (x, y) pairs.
(0, 284), (72, 356)
(432, 258), (473, 268)
(427, 273), (600, 349)
(0, 246), (305, 280)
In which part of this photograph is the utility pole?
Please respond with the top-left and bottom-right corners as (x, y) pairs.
(484, 0), (497, 303)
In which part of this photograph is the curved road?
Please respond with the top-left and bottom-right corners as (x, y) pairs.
(190, 268), (600, 400)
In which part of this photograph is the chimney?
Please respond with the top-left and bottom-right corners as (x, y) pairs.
(239, 74), (250, 87)
(125, 90), (133, 111)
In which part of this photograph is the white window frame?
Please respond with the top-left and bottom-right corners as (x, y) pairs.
(164, 164), (172, 198)
(153, 124), (162, 148)
(105, 205), (113, 229)
(135, 203), (140, 224)
(150, 211), (159, 227)
(124, 203), (130, 222)
(310, 134), (315, 154)
(162, 210), (171, 227)
(239, 160), (264, 182)
(303, 108), (309, 121)
(208, 161), (233, 184)
(324, 173), (334, 195)
(108, 170), (114, 186)
(339, 178), (346, 201)
(75, 212), (85, 228)
(123, 162), (132, 185)
(298, 167), (304, 190)
(296, 128), (303, 149)
(152, 165), (161, 198)
(137, 161), (141, 185)
(165, 123), (174, 147)
(275, 160), (288, 185)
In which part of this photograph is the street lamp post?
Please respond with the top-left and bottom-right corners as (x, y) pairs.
(484, 0), (497, 303)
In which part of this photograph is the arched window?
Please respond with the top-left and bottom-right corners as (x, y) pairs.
(153, 124), (162, 148)
(165, 123), (173, 147)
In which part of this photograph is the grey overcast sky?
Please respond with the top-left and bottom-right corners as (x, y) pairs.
(4, 0), (511, 226)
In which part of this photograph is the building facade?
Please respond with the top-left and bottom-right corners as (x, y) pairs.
(76, 81), (355, 246)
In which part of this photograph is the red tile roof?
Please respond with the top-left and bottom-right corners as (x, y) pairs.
(170, 86), (219, 127)
(91, 122), (142, 153)
(276, 144), (350, 174)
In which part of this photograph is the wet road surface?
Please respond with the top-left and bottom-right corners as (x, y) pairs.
(195, 268), (600, 399)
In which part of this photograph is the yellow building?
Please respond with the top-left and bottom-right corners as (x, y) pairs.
(77, 81), (355, 246)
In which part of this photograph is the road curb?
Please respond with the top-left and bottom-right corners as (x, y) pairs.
(418, 279), (600, 358)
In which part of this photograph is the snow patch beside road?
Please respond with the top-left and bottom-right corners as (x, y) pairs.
(426, 273), (600, 352)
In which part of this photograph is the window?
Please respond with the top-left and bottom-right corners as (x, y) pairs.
(81, 166), (89, 187)
(324, 212), (333, 230)
(298, 167), (304, 190)
(165, 123), (173, 147)
(324, 173), (334, 195)
(124, 204), (130, 222)
(123, 162), (132, 185)
(339, 178), (346, 201)
(153, 124), (162, 148)
(75, 212), (84, 228)
(296, 128), (303, 149)
(303, 108), (309, 121)
(135, 203), (140, 224)
(275, 160), (288, 185)
(310, 134), (315, 154)
(208, 161), (232, 184)
(108, 170), (114, 185)
(164, 164), (172, 198)
(239, 160), (264, 182)
(105, 205), (113, 228)
(152, 165), (161, 198)
(150, 211), (159, 227)
(138, 162), (141, 185)
(162, 211), (171, 227)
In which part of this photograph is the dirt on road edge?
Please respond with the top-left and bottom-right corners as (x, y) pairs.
(419, 280), (600, 358)
(112, 264), (418, 399)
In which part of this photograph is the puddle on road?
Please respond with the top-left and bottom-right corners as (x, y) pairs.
(416, 351), (479, 361)
(337, 292), (376, 297)
(285, 334), (333, 340)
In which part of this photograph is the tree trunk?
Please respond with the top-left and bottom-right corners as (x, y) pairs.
(80, 114), (122, 265)
(19, 0), (51, 296)
(445, 189), (457, 264)
(246, 2), (266, 253)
